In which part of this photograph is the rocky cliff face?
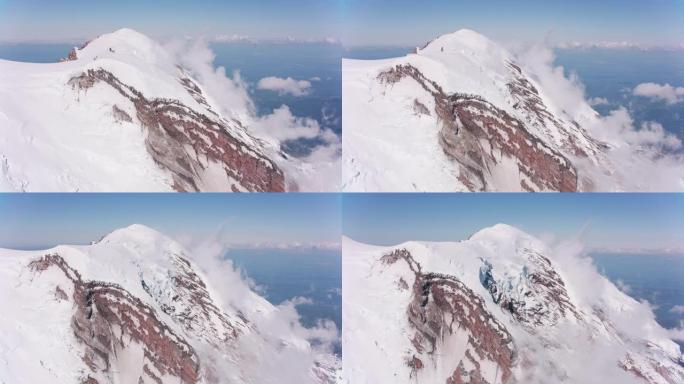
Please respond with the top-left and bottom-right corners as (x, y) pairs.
(68, 68), (284, 192)
(381, 249), (516, 384)
(29, 253), (201, 384)
(343, 225), (684, 384)
(378, 64), (578, 191)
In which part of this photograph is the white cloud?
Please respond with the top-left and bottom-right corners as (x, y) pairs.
(212, 34), (252, 43)
(286, 296), (314, 306)
(164, 37), (255, 119)
(588, 97), (609, 106)
(178, 228), (339, 383)
(514, 43), (590, 119)
(615, 279), (631, 294)
(277, 128), (342, 192)
(633, 82), (684, 104)
(257, 76), (312, 96)
(252, 105), (320, 141)
(230, 240), (341, 251)
(669, 305), (684, 314)
(513, 43), (684, 191)
(555, 41), (684, 51)
(667, 321), (684, 341)
(501, 236), (684, 383)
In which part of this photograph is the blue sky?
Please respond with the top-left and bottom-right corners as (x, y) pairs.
(343, 194), (684, 252)
(0, 194), (341, 249)
(341, 0), (684, 46)
(0, 0), (342, 43)
(1, 1), (681, 46)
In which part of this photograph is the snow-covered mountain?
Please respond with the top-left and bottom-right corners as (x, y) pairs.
(343, 224), (684, 384)
(0, 224), (340, 383)
(342, 29), (684, 191)
(0, 28), (309, 192)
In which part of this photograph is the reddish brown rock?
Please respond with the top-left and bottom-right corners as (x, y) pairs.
(30, 253), (201, 384)
(382, 249), (516, 384)
(68, 68), (286, 192)
(378, 64), (579, 192)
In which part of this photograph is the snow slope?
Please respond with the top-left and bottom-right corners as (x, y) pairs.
(0, 28), (302, 191)
(342, 29), (684, 192)
(343, 224), (684, 384)
(0, 224), (340, 384)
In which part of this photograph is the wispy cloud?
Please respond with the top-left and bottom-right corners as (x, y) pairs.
(252, 105), (320, 140)
(257, 76), (312, 97)
(633, 82), (684, 104)
(178, 228), (339, 383)
(235, 241), (341, 251)
(513, 42), (684, 191)
(669, 305), (684, 315)
(588, 96), (609, 106)
(210, 35), (340, 45)
(587, 245), (684, 256)
(555, 41), (684, 51)
(212, 34), (252, 43)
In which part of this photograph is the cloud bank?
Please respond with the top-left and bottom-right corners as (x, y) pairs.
(633, 82), (684, 104)
(253, 105), (320, 140)
(257, 76), (312, 96)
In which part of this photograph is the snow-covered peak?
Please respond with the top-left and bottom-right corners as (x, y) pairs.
(99, 223), (168, 244)
(422, 28), (503, 56)
(74, 28), (169, 65)
(417, 28), (512, 80)
(469, 223), (543, 249)
(95, 223), (184, 258)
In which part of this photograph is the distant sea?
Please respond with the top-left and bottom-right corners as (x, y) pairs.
(224, 248), (342, 355)
(592, 253), (684, 351)
(0, 41), (342, 156)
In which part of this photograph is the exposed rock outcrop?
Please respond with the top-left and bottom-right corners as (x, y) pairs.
(382, 249), (516, 384)
(378, 64), (578, 191)
(30, 253), (201, 384)
(68, 68), (285, 192)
